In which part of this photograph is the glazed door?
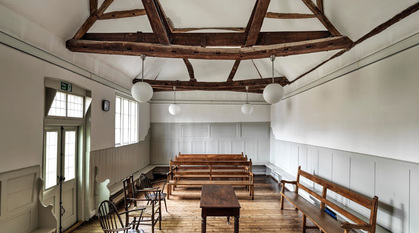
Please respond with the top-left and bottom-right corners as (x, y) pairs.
(43, 126), (78, 231)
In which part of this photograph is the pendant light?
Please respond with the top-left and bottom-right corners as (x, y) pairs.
(241, 86), (254, 115)
(263, 55), (284, 104)
(131, 54), (153, 102)
(168, 86), (181, 115)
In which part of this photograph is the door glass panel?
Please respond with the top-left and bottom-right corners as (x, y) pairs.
(64, 131), (76, 181)
(45, 131), (58, 189)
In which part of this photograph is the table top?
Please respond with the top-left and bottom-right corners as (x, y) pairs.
(200, 185), (241, 209)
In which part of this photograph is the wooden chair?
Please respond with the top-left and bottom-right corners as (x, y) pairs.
(138, 173), (168, 212)
(123, 175), (162, 233)
(97, 200), (145, 233)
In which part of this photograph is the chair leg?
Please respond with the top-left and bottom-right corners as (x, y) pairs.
(164, 198), (168, 212)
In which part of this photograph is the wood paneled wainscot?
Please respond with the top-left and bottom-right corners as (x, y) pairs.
(0, 166), (56, 233)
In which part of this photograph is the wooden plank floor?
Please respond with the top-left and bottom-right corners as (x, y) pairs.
(72, 176), (315, 233)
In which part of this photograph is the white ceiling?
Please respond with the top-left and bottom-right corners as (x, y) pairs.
(1, 0), (418, 95)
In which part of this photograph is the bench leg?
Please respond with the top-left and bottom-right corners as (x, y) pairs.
(302, 214), (306, 233)
(251, 186), (254, 200)
(280, 194), (284, 210)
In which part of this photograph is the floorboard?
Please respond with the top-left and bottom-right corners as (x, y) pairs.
(72, 176), (318, 233)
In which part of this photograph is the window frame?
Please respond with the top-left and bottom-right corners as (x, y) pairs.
(115, 95), (139, 146)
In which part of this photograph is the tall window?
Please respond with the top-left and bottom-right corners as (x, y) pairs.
(48, 91), (84, 118)
(115, 96), (138, 146)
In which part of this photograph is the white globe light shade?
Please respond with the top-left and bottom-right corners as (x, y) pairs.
(263, 83), (284, 104)
(168, 103), (181, 115)
(131, 82), (153, 102)
(241, 103), (254, 115)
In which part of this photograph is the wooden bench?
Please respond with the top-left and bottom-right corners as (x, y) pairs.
(167, 154), (254, 199)
(280, 166), (379, 233)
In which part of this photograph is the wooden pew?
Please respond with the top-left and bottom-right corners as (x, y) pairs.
(280, 166), (379, 233)
(167, 154), (254, 199)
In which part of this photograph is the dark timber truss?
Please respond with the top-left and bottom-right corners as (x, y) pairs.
(67, 0), (419, 93)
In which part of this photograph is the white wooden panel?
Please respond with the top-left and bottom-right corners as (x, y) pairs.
(210, 124), (237, 138)
(7, 174), (34, 194)
(307, 146), (319, 175)
(62, 188), (75, 228)
(298, 145), (308, 172)
(241, 123), (269, 138)
(218, 141), (231, 154)
(181, 124), (209, 137)
(0, 211), (31, 233)
(331, 151), (350, 188)
(318, 148), (333, 180)
(151, 123), (179, 140)
(231, 141), (244, 154)
(7, 186), (33, 211)
(375, 160), (409, 233)
(290, 144), (299, 175)
(205, 141), (218, 154)
(244, 141), (257, 161)
(411, 165), (419, 233)
(43, 196), (55, 215)
(257, 140), (270, 162)
(192, 141), (205, 154)
(178, 141), (192, 154)
(350, 155), (375, 197)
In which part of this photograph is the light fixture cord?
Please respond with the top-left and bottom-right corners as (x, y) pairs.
(141, 54), (146, 82)
(173, 86), (176, 104)
(271, 55), (275, 83)
(246, 86), (249, 104)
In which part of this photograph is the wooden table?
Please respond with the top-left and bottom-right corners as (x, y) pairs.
(200, 185), (241, 233)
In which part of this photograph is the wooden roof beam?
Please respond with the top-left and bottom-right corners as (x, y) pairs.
(245, 0), (271, 46)
(183, 59), (196, 82)
(89, 0), (97, 15)
(98, 9), (146, 20)
(82, 31), (332, 46)
(66, 36), (353, 60)
(227, 60), (241, 82)
(266, 12), (316, 19)
(301, 0), (340, 36)
(133, 77), (290, 93)
(142, 0), (170, 44)
(317, 0), (324, 13)
(73, 0), (114, 39)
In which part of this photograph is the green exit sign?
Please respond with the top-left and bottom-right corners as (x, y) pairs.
(61, 82), (72, 92)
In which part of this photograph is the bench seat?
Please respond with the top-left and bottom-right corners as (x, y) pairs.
(280, 166), (379, 233)
(282, 191), (344, 233)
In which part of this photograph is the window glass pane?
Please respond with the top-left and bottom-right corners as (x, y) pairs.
(115, 96), (138, 146)
(48, 92), (66, 117)
(64, 131), (76, 181)
(67, 94), (84, 118)
(45, 132), (58, 189)
(130, 101), (138, 143)
(122, 99), (129, 144)
(115, 97), (121, 145)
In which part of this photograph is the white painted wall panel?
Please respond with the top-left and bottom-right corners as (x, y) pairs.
(410, 166), (419, 233)
(270, 139), (418, 233)
(205, 141), (219, 154)
(375, 160), (409, 233)
(218, 141), (232, 154)
(151, 103), (270, 123)
(151, 123), (270, 164)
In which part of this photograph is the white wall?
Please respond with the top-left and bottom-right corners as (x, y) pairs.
(270, 41), (419, 233)
(272, 44), (419, 164)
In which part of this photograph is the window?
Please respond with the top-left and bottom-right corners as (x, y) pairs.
(115, 96), (138, 146)
(48, 91), (84, 118)
(45, 131), (58, 189)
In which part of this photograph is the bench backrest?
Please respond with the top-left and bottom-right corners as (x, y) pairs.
(296, 166), (378, 233)
(175, 155), (248, 161)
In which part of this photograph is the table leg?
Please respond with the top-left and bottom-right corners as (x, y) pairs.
(234, 216), (239, 233)
(201, 216), (206, 233)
